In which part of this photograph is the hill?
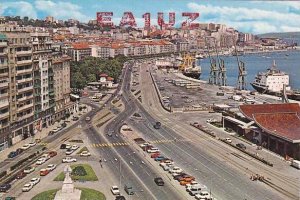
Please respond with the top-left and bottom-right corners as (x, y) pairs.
(257, 32), (300, 39)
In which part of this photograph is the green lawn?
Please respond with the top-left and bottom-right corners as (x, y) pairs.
(31, 189), (59, 200)
(77, 146), (89, 154)
(31, 188), (105, 200)
(79, 188), (106, 200)
(54, 164), (98, 181)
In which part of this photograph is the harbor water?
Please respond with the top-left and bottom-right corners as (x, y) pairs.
(199, 50), (300, 90)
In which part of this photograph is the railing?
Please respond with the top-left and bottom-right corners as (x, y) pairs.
(0, 100), (9, 108)
(17, 86), (33, 93)
(16, 78), (32, 84)
(16, 59), (32, 66)
(16, 68), (32, 74)
(17, 94), (33, 102)
(0, 112), (9, 119)
(0, 42), (7, 47)
(16, 50), (32, 56)
(0, 81), (8, 88)
(17, 103), (33, 111)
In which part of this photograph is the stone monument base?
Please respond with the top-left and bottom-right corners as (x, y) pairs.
(54, 189), (81, 200)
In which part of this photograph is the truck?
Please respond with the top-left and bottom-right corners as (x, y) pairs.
(291, 160), (300, 169)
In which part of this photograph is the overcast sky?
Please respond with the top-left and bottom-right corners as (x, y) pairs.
(1, 0), (300, 34)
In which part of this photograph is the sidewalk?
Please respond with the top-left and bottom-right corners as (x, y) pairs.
(0, 104), (91, 161)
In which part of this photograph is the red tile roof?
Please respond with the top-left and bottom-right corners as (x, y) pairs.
(239, 103), (300, 120)
(107, 77), (114, 81)
(72, 43), (90, 50)
(253, 113), (300, 142)
(99, 73), (108, 77)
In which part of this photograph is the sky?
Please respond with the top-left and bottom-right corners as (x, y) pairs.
(0, 0), (300, 34)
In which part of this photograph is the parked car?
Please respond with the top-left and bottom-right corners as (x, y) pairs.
(72, 116), (79, 121)
(8, 151), (18, 159)
(111, 186), (120, 195)
(21, 144), (31, 150)
(22, 183), (33, 192)
(173, 173), (187, 181)
(48, 131), (55, 136)
(150, 153), (160, 158)
(186, 181), (202, 191)
(154, 177), (164, 186)
(46, 164), (57, 171)
(80, 151), (91, 157)
(62, 157), (77, 163)
(16, 148), (24, 155)
(115, 196), (126, 200)
(236, 143), (246, 150)
(41, 153), (51, 161)
(36, 158), (46, 165)
(178, 175), (195, 182)
(30, 178), (40, 186)
(124, 184), (134, 195)
(169, 167), (183, 174)
(154, 156), (165, 161)
(15, 171), (26, 179)
(48, 151), (57, 157)
(28, 142), (36, 147)
(147, 147), (159, 153)
(65, 149), (74, 155)
(0, 184), (11, 192)
(4, 197), (16, 200)
(40, 169), (49, 176)
(195, 191), (212, 200)
(71, 145), (79, 150)
(85, 117), (91, 122)
(24, 166), (35, 174)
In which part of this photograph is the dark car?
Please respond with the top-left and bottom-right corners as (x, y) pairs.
(48, 131), (55, 136)
(0, 184), (11, 192)
(5, 197), (16, 200)
(15, 171), (26, 179)
(16, 148), (24, 155)
(72, 116), (79, 121)
(60, 144), (67, 149)
(115, 196), (126, 200)
(173, 173), (187, 181)
(153, 122), (161, 129)
(236, 143), (246, 150)
(154, 177), (164, 186)
(8, 151), (17, 159)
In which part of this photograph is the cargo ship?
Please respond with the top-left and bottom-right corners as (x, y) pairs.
(251, 61), (300, 101)
(177, 53), (201, 80)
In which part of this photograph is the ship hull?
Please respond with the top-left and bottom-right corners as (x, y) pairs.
(183, 72), (201, 80)
(251, 83), (300, 101)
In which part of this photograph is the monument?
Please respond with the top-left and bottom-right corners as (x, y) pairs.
(54, 165), (81, 200)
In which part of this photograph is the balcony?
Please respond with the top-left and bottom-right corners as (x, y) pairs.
(0, 42), (7, 47)
(17, 94), (33, 102)
(17, 85), (33, 94)
(0, 80), (8, 88)
(16, 68), (32, 75)
(0, 93), (8, 99)
(16, 50), (32, 57)
(34, 75), (41, 80)
(0, 112), (9, 119)
(16, 77), (32, 84)
(16, 112), (34, 121)
(34, 84), (41, 89)
(0, 52), (7, 56)
(0, 99), (9, 108)
(34, 92), (41, 97)
(17, 102), (33, 112)
(0, 62), (8, 68)
(17, 59), (32, 66)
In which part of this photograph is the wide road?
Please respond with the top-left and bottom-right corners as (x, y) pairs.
(84, 62), (189, 200)
(124, 60), (298, 200)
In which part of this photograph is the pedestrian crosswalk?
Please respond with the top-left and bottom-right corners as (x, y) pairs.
(91, 142), (129, 148)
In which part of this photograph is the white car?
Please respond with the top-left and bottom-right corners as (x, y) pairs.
(147, 147), (159, 153)
(169, 166), (183, 174)
(225, 138), (232, 143)
(71, 145), (79, 150)
(160, 160), (174, 166)
(186, 181), (201, 191)
(111, 186), (120, 195)
(162, 164), (173, 171)
(36, 158), (46, 165)
(24, 166), (35, 174)
(66, 149), (74, 155)
(30, 177), (40, 186)
(21, 144), (31, 150)
(206, 118), (217, 123)
(65, 144), (72, 149)
(22, 183), (33, 192)
(28, 142), (36, 147)
(195, 191), (212, 200)
(62, 157), (77, 163)
(46, 164), (57, 171)
(41, 153), (51, 161)
(80, 151), (91, 157)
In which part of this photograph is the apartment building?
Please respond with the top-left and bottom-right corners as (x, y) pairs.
(4, 31), (34, 145)
(31, 32), (54, 130)
(0, 34), (9, 150)
(52, 53), (73, 121)
(70, 43), (91, 61)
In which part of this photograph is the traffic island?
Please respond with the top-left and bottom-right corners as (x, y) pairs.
(31, 188), (106, 200)
(54, 164), (98, 181)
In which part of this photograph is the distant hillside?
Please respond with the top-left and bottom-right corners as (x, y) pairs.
(257, 32), (300, 39)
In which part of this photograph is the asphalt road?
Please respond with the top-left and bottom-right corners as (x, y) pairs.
(125, 60), (297, 200)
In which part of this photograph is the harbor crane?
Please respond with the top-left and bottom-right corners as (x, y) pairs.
(233, 36), (247, 90)
(205, 37), (218, 85)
